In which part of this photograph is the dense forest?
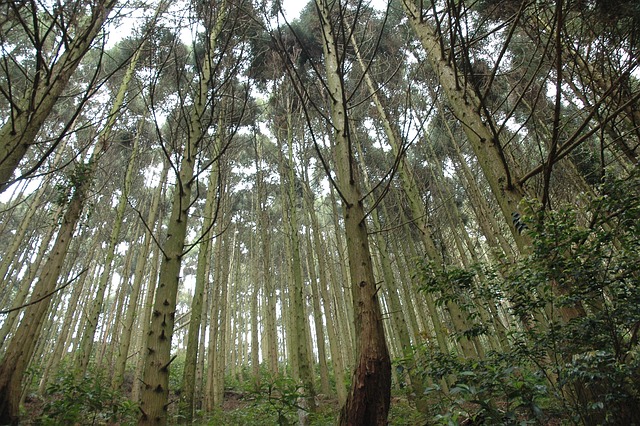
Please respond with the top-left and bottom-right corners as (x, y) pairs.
(0, 0), (639, 424)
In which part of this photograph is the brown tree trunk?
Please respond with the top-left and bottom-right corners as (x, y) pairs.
(0, 180), (85, 423)
(313, 0), (392, 423)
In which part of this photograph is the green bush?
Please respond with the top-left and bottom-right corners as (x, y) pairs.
(37, 369), (137, 425)
(416, 350), (549, 425)
(412, 170), (640, 425)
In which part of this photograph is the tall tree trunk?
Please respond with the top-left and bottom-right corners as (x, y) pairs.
(352, 131), (430, 410)
(0, 178), (86, 423)
(303, 228), (331, 396)
(402, 0), (529, 250)
(277, 103), (316, 412)
(99, 244), (134, 371)
(254, 135), (279, 376)
(0, 0), (117, 193)
(204, 240), (223, 411)
(313, 1), (392, 423)
(113, 159), (168, 390)
(211, 222), (232, 408)
(194, 277), (210, 411)
(304, 188), (348, 403)
(0, 147), (66, 290)
(180, 143), (220, 422)
(0, 200), (64, 350)
(76, 117), (142, 376)
(39, 240), (100, 393)
(327, 184), (355, 365)
(131, 229), (162, 403)
(250, 247), (261, 386)
(138, 4), (227, 422)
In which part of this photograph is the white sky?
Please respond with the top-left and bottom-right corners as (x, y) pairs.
(282, 0), (307, 21)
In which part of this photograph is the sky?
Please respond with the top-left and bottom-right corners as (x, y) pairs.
(282, 0), (307, 21)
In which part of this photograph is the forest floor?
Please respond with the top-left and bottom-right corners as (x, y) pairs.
(22, 386), (568, 425)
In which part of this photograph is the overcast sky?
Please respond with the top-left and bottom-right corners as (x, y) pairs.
(282, 0), (307, 21)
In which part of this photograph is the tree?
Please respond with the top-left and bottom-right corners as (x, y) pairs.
(0, 0), (119, 193)
(138, 1), (249, 421)
(274, 0), (394, 422)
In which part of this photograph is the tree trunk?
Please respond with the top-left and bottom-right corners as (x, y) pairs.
(39, 241), (99, 393)
(276, 104), (316, 411)
(402, 0), (529, 250)
(76, 116), (142, 376)
(113, 159), (168, 390)
(137, 151), (195, 423)
(138, 4), (227, 422)
(255, 136), (279, 376)
(0, 0), (117, 193)
(303, 228), (331, 396)
(313, 1), (392, 423)
(212, 224), (232, 408)
(306, 197), (348, 404)
(0, 179), (86, 423)
(180, 147), (219, 422)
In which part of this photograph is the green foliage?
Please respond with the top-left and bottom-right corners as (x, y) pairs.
(202, 371), (336, 426)
(37, 369), (137, 425)
(169, 351), (186, 395)
(387, 395), (425, 425)
(53, 162), (94, 206)
(412, 170), (640, 425)
(507, 171), (640, 424)
(246, 374), (307, 426)
(415, 261), (492, 340)
(419, 351), (549, 425)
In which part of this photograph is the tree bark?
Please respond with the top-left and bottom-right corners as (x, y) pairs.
(313, 1), (392, 423)
(113, 159), (168, 390)
(0, 0), (117, 193)
(402, 0), (529, 250)
(0, 179), (86, 423)
(180, 144), (220, 422)
(138, 4), (227, 422)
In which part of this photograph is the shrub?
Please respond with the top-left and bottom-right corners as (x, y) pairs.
(413, 170), (640, 425)
(37, 369), (137, 425)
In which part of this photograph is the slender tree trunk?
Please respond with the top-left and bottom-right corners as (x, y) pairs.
(0, 202), (63, 350)
(0, 179), (86, 423)
(327, 185), (355, 366)
(277, 105), (316, 412)
(0, 0), (117, 193)
(402, 0), (529, 250)
(99, 245), (134, 371)
(250, 252), (261, 386)
(204, 245), (223, 411)
(180, 148), (220, 422)
(39, 243), (99, 393)
(138, 136), (197, 424)
(138, 5), (227, 422)
(0, 147), (65, 289)
(131, 182), (165, 404)
(255, 136), (279, 375)
(194, 279), (210, 411)
(113, 160), (168, 390)
(204, 196), (231, 410)
(303, 228), (331, 396)
(76, 117), (142, 376)
(313, 1), (392, 423)
(212, 223), (232, 408)
(305, 198), (348, 403)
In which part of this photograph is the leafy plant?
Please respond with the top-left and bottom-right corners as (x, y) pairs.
(418, 350), (549, 425)
(37, 369), (137, 425)
(245, 374), (308, 426)
(412, 170), (640, 425)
